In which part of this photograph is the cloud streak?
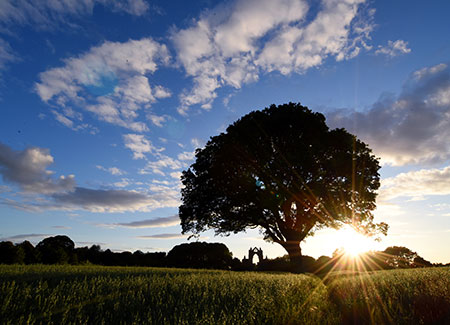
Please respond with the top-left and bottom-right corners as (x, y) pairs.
(137, 233), (187, 239)
(102, 215), (180, 228)
(0, 233), (50, 242)
(0, 0), (149, 30)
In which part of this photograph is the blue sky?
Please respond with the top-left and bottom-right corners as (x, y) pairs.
(1, 0), (450, 262)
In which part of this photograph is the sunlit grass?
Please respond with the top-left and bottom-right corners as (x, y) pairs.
(1, 264), (449, 324)
(0, 265), (338, 324)
(328, 267), (450, 324)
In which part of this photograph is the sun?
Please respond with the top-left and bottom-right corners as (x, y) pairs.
(337, 226), (379, 257)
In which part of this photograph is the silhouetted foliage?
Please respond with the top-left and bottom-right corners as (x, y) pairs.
(167, 242), (233, 269)
(36, 235), (75, 264)
(0, 241), (23, 264)
(1, 234), (443, 272)
(17, 241), (39, 264)
(413, 256), (433, 268)
(315, 255), (334, 274)
(180, 102), (387, 272)
(383, 246), (418, 269)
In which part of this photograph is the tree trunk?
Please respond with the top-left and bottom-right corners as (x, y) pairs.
(282, 241), (303, 273)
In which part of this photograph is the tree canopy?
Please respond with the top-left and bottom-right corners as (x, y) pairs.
(166, 242), (233, 269)
(179, 103), (388, 271)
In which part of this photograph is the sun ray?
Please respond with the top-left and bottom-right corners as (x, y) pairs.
(336, 225), (381, 258)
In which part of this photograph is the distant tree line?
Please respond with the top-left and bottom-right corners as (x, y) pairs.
(257, 246), (449, 274)
(0, 235), (448, 272)
(0, 236), (233, 269)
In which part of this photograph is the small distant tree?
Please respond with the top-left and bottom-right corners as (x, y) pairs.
(180, 103), (387, 272)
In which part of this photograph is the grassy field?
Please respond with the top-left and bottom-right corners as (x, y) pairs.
(1, 265), (449, 324)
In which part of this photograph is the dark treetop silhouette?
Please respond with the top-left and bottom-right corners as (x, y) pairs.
(179, 103), (388, 272)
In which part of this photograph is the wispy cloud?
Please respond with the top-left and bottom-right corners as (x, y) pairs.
(101, 215), (180, 228)
(0, 0), (149, 30)
(0, 39), (16, 72)
(52, 225), (71, 229)
(76, 241), (107, 247)
(137, 233), (187, 239)
(0, 233), (50, 242)
(375, 39), (411, 57)
(96, 165), (125, 176)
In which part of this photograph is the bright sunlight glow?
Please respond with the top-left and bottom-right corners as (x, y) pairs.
(337, 226), (380, 257)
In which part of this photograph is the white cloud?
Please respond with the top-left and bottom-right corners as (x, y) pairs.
(123, 133), (164, 159)
(413, 63), (447, 80)
(191, 138), (203, 148)
(52, 109), (74, 128)
(170, 171), (182, 180)
(113, 178), (130, 188)
(379, 166), (450, 201)
(0, 142), (75, 194)
(257, 0), (372, 71)
(141, 155), (184, 176)
(96, 165), (125, 175)
(147, 114), (169, 127)
(177, 151), (194, 161)
(172, 0), (372, 113)
(327, 63), (450, 166)
(36, 38), (171, 131)
(375, 39), (411, 57)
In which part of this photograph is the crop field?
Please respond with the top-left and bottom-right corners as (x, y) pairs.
(1, 265), (449, 324)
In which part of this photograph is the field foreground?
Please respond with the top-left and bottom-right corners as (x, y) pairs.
(1, 265), (449, 324)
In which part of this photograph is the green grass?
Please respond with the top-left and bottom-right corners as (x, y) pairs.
(1, 265), (449, 324)
(0, 265), (337, 324)
(328, 267), (450, 324)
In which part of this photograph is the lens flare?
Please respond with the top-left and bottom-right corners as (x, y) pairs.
(338, 226), (379, 257)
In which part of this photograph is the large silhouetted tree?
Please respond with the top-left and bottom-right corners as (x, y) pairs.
(179, 103), (387, 272)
